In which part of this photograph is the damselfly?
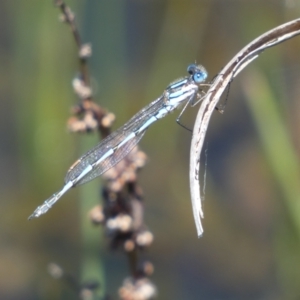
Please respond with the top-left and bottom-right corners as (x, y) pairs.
(29, 64), (208, 220)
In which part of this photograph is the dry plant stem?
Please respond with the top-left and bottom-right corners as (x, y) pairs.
(190, 18), (300, 238)
(55, 0), (111, 138)
(54, 0), (148, 290)
(54, 0), (90, 86)
(128, 248), (139, 278)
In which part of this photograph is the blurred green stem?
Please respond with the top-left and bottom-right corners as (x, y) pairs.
(80, 0), (127, 297)
(243, 69), (300, 297)
(243, 69), (300, 235)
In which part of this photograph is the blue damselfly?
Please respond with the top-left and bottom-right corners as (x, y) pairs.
(29, 64), (208, 224)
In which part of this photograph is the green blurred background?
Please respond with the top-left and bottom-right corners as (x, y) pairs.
(1, 0), (300, 299)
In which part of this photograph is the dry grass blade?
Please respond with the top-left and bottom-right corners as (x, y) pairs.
(190, 18), (300, 238)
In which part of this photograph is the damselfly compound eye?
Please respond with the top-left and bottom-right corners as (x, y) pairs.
(193, 71), (207, 83)
(187, 64), (197, 75)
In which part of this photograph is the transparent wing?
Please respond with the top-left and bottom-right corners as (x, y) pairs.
(64, 95), (165, 185)
(75, 131), (146, 185)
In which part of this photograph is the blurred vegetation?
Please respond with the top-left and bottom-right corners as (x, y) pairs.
(1, 0), (300, 299)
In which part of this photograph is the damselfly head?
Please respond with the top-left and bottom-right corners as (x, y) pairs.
(187, 64), (208, 84)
